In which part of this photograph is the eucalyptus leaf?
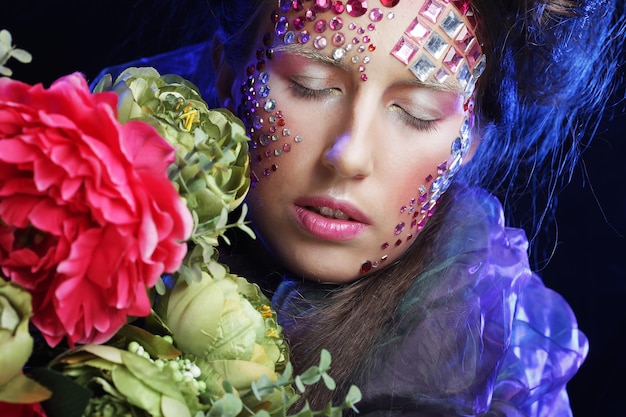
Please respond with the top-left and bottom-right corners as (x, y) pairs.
(207, 392), (243, 417)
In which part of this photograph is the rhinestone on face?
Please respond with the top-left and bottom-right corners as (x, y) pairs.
(332, 1), (345, 14)
(405, 17), (431, 45)
(440, 10), (464, 38)
(314, 19), (327, 32)
(369, 8), (383, 21)
(420, 0), (445, 23)
(424, 32), (448, 59)
(315, 0), (332, 12)
(329, 16), (344, 30)
(333, 47), (347, 60)
(391, 36), (419, 65)
(332, 32), (346, 45)
(380, 0), (399, 6)
(443, 47), (463, 72)
(314, 35), (328, 49)
(298, 31), (311, 43)
(410, 55), (437, 82)
(346, 0), (368, 17)
(276, 16), (289, 37)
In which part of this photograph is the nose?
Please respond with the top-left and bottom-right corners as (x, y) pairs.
(322, 106), (375, 179)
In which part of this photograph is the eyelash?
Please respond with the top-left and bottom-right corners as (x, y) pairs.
(391, 105), (438, 132)
(289, 81), (334, 100)
(290, 81), (438, 132)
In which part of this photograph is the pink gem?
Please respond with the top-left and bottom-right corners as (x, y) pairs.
(455, 25), (474, 51)
(360, 261), (373, 274)
(331, 1), (345, 14)
(434, 68), (449, 83)
(381, 242), (390, 249)
(391, 36), (419, 65)
(406, 18), (431, 44)
(314, 35), (328, 49)
(363, 35), (370, 43)
(305, 8), (317, 20)
(395, 222), (406, 235)
(314, 19), (327, 32)
(361, 74), (368, 81)
(443, 47), (463, 72)
(315, 0), (332, 12)
(283, 143), (292, 152)
(346, 0), (367, 17)
(329, 16), (344, 30)
(369, 8), (383, 22)
(357, 26), (365, 34)
(332, 32), (346, 46)
(292, 0), (304, 12)
(420, 0), (445, 23)
(294, 16), (306, 30)
(380, 0), (399, 6)
(467, 41), (482, 67)
(451, 0), (471, 14)
(368, 23), (376, 30)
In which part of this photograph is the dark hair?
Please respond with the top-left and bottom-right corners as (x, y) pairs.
(210, 0), (625, 410)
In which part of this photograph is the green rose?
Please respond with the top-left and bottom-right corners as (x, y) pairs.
(94, 67), (251, 248)
(158, 261), (288, 413)
(0, 278), (50, 403)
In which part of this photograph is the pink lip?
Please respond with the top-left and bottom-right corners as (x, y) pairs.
(293, 196), (371, 241)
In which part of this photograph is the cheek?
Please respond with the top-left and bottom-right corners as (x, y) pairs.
(359, 156), (447, 273)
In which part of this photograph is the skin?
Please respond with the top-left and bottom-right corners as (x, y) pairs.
(215, 0), (475, 283)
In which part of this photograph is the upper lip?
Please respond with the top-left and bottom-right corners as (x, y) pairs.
(294, 196), (372, 225)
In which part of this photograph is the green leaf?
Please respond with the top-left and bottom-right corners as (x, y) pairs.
(321, 373), (335, 391)
(161, 394), (192, 417)
(114, 324), (181, 360)
(318, 350), (331, 371)
(120, 351), (185, 400)
(111, 365), (162, 416)
(11, 48), (32, 63)
(344, 385), (362, 409)
(297, 366), (321, 386)
(207, 392), (243, 417)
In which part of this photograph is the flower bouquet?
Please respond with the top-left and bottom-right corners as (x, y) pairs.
(0, 30), (360, 417)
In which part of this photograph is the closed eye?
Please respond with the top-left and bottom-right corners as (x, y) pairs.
(389, 105), (438, 132)
(289, 80), (341, 100)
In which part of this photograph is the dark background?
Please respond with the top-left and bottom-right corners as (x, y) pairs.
(2, 3), (625, 416)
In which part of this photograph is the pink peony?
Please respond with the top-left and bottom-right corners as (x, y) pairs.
(0, 73), (192, 347)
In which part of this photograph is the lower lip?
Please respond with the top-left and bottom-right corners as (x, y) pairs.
(293, 206), (368, 241)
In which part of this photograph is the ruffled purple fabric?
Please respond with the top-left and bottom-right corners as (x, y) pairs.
(273, 187), (588, 416)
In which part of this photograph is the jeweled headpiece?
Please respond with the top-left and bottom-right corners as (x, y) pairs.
(273, 0), (485, 96)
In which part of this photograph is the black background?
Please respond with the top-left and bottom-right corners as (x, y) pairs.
(2, 2), (625, 416)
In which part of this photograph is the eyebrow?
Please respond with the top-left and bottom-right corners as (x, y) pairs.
(274, 43), (352, 71)
(273, 43), (462, 94)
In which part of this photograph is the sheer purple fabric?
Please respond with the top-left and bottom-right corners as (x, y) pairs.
(273, 187), (588, 416)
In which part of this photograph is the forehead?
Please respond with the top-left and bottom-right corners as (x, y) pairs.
(260, 0), (485, 96)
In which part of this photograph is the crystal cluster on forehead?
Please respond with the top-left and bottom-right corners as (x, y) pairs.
(391, 0), (485, 97)
(274, 0), (400, 81)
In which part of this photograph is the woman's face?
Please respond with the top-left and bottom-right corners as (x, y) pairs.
(225, 0), (484, 283)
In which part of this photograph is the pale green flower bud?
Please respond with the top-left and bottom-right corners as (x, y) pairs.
(0, 278), (51, 404)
